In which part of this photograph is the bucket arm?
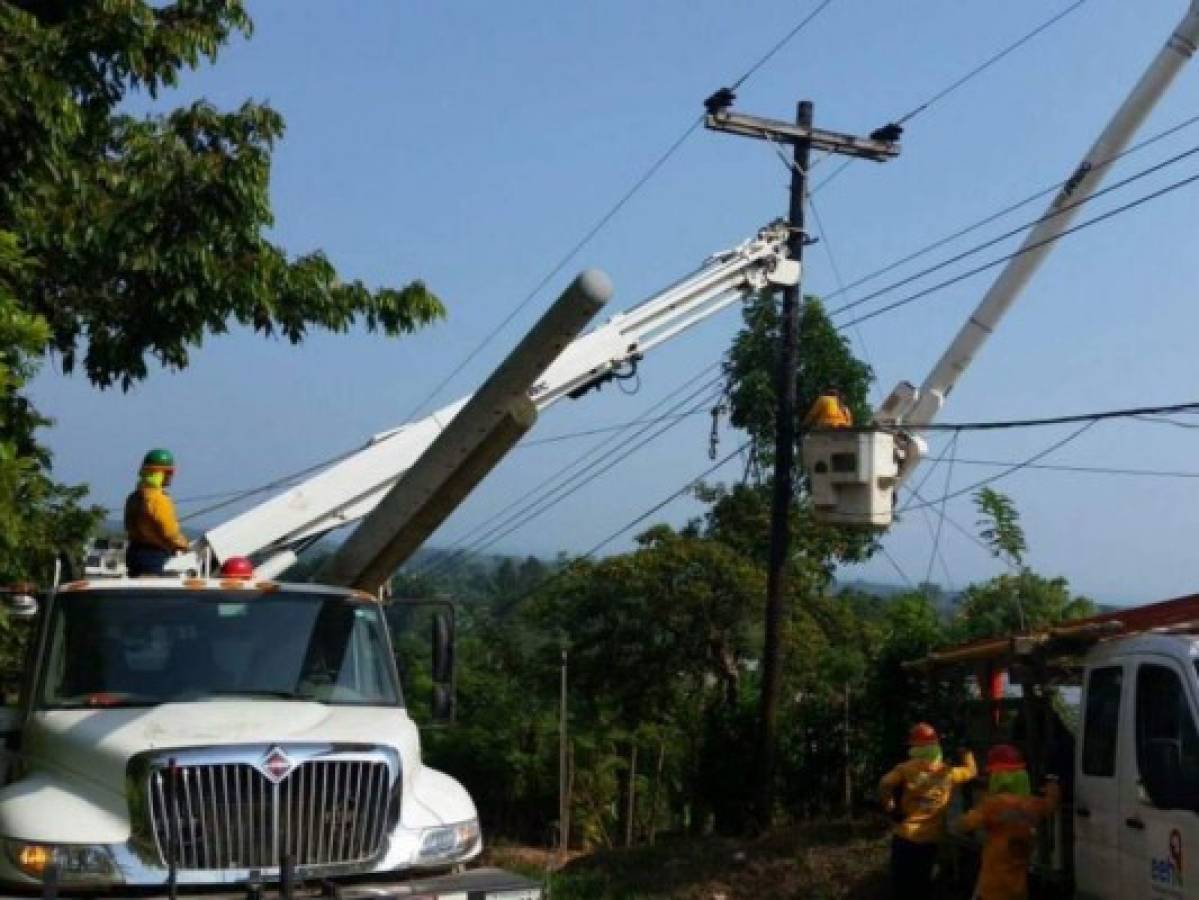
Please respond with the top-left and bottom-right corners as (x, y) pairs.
(804, 3), (1199, 526)
(878, 1), (1199, 485)
(179, 221), (795, 577)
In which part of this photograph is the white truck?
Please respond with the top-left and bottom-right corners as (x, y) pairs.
(0, 224), (800, 896)
(905, 594), (1199, 899)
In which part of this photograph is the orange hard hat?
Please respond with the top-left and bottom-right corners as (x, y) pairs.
(986, 744), (1025, 772)
(219, 557), (254, 580)
(908, 722), (939, 746)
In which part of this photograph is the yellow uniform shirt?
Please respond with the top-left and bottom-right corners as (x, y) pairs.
(124, 485), (188, 552)
(879, 752), (978, 843)
(958, 783), (1060, 900)
(802, 394), (853, 429)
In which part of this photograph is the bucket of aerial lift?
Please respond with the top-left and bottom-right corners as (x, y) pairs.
(802, 429), (898, 527)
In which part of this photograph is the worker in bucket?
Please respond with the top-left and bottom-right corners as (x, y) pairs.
(124, 448), (189, 576)
(802, 385), (853, 430)
(955, 744), (1061, 900)
(879, 722), (977, 899)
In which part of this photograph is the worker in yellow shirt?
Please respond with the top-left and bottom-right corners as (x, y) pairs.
(879, 722), (977, 899)
(956, 744), (1061, 900)
(124, 448), (188, 576)
(802, 386), (853, 430)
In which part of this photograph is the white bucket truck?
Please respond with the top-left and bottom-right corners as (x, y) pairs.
(0, 225), (803, 896)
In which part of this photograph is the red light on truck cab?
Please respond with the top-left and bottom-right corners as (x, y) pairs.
(219, 557), (254, 580)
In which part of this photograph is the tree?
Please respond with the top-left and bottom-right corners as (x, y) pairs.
(0, 2), (444, 579)
(954, 489), (1095, 639)
(721, 295), (877, 824)
(725, 295), (873, 476)
(953, 572), (1095, 641)
(975, 487), (1027, 568)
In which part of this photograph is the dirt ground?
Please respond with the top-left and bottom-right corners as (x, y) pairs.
(487, 820), (893, 899)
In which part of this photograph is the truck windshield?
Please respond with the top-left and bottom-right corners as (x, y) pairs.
(39, 590), (401, 709)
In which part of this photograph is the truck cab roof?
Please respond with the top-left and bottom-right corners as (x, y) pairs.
(61, 576), (380, 604)
(1084, 630), (1199, 665)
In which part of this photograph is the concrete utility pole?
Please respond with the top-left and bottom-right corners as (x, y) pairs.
(704, 92), (899, 826)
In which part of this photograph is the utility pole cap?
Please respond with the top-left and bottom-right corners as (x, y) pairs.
(573, 269), (614, 306)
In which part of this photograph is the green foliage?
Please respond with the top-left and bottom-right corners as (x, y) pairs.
(0, 1), (443, 580)
(974, 488), (1027, 568)
(720, 296), (877, 579)
(724, 295), (872, 475)
(956, 488), (1094, 638)
(952, 571), (1096, 640)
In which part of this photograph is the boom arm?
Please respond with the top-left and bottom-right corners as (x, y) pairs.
(183, 221), (795, 576)
(882, 1), (1199, 482)
(805, 3), (1199, 526)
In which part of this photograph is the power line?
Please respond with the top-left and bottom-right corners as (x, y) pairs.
(902, 420), (1097, 512)
(425, 363), (721, 552)
(805, 190), (882, 406)
(441, 440), (751, 615)
(183, 110), (1199, 520)
(824, 110), (1199, 303)
(399, 116), (705, 426)
(812, 0), (1090, 194)
(921, 400), (1199, 432)
(403, 0), (840, 425)
(829, 140), (1199, 319)
(926, 456), (1199, 480)
(837, 166), (1199, 330)
(1130, 413), (1199, 430)
(904, 482), (1011, 572)
(897, 0), (1089, 126)
(165, 4), (1116, 541)
(923, 432), (958, 586)
(878, 545), (915, 589)
(518, 409), (709, 447)
(583, 441), (747, 557)
(415, 373), (725, 577)
(729, 0), (838, 89)
(178, 445), (360, 521)
(184, 144), (1199, 520)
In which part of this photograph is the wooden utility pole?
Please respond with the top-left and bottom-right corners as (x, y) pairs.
(558, 648), (569, 864)
(704, 92), (899, 827)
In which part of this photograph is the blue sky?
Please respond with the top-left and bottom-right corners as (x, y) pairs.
(30, 0), (1199, 604)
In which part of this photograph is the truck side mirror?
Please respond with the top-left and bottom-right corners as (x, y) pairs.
(430, 611), (455, 724)
(0, 587), (38, 620)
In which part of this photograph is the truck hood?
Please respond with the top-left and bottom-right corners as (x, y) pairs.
(23, 702), (421, 799)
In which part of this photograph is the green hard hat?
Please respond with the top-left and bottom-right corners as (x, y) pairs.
(141, 447), (176, 470)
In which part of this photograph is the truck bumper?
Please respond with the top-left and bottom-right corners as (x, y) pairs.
(7, 868), (541, 900)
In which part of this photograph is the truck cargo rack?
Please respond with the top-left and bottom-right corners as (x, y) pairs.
(903, 591), (1199, 672)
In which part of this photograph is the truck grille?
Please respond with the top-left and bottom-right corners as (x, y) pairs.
(147, 757), (392, 870)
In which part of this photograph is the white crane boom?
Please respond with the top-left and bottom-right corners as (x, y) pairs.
(180, 221), (794, 576)
(806, 2), (1199, 525)
(886, 2), (1199, 438)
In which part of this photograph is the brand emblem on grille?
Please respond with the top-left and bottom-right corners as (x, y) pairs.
(259, 746), (295, 782)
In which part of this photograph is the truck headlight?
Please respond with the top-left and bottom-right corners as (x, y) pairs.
(416, 818), (481, 863)
(4, 841), (119, 885)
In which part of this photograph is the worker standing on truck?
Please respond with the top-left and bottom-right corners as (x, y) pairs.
(124, 448), (188, 576)
(879, 722), (977, 900)
(956, 744), (1061, 900)
(802, 386), (853, 430)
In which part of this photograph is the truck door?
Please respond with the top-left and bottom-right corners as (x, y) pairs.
(1075, 663), (1127, 898)
(1119, 656), (1199, 898)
